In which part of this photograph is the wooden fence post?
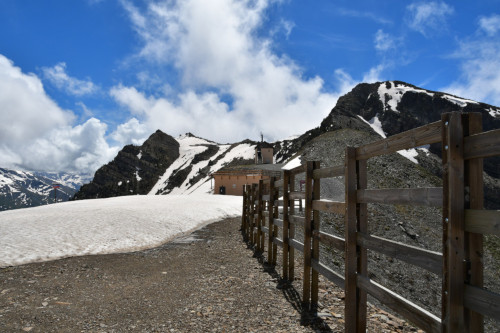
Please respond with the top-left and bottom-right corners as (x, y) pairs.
(303, 161), (314, 308)
(345, 147), (364, 333)
(257, 179), (264, 252)
(311, 161), (321, 309)
(242, 185), (247, 239)
(268, 177), (275, 263)
(251, 183), (258, 246)
(464, 113), (484, 332)
(283, 170), (290, 280)
(289, 173), (296, 281)
(442, 112), (466, 332)
(356, 158), (368, 330)
(272, 180), (279, 266)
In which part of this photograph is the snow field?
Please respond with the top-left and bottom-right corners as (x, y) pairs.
(0, 194), (242, 267)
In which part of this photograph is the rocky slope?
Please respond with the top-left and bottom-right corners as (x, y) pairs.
(73, 130), (180, 199)
(0, 168), (87, 211)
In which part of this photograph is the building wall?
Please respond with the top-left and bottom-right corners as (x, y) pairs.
(213, 174), (268, 196)
(261, 148), (273, 164)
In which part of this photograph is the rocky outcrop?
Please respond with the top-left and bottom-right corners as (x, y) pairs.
(73, 130), (180, 199)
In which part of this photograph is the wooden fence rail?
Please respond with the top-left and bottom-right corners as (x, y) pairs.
(241, 112), (500, 333)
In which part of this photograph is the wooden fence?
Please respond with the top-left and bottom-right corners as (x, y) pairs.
(241, 112), (500, 333)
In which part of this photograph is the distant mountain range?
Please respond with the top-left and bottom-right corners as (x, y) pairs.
(3, 80), (500, 210)
(0, 169), (91, 211)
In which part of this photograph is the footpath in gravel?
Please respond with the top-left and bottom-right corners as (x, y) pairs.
(0, 217), (421, 332)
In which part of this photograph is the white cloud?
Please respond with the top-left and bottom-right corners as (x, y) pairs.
(117, 0), (340, 142)
(337, 8), (392, 25)
(111, 118), (150, 146)
(374, 29), (396, 51)
(406, 1), (454, 37)
(479, 14), (500, 36)
(42, 62), (97, 96)
(0, 54), (117, 174)
(441, 36), (500, 106)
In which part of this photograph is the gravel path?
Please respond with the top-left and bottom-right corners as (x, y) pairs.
(1, 217), (421, 332)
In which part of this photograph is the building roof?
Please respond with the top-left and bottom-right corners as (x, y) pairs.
(255, 141), (273, 149)
(212, 163), (283, 176)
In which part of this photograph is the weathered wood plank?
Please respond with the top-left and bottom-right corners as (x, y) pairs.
(357, 232), (442, 275)
(463, 128), (500, 160)
(356, 121), (442, 160)
(357, 188), (443, 207)
(274, 179), (284, 188)
(289, 238), (304, 252)
(275, 199), (284, 207)
(357, 158), (368, 330)
(262, 211), (269, 217)
(311, 161), (321, 307)
(344, 147), (358, 333)
(445, 112), (466, 331)
(357, 275), (441, 333)
(465, 209), (500, 235)
(272, 237), (284, 247)
(303, 162), (314, 307)
(464, 284), (500, 321)
(289, 215), (305, 227)
(313, 230), (345, 252)
(261, 226), (269, 234)
(289, 191), (306, 200)
(282, 171), (290, 279)
(274, 218), (283, 228)
(311, 259), (345, 289)
(312, 165), (345, 179)
(262, 194), (270, 201)
(262, 178), (271, 185)
(464, 112), (484, 332)
(312, 199), (345, 214)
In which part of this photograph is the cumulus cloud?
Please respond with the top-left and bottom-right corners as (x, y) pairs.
(42, 62), (97, 96)
(406, 1), (454, 37)
(479, 14), (500, 36)
(117, 0), (341, 142)
(0, 54), (116, 173)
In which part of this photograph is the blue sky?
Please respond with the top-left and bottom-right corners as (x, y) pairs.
(0, 0), (499, 174)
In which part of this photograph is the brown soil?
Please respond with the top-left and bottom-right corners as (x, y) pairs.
(0, 217), (421, 332)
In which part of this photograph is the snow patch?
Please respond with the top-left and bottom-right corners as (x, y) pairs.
(357, 115), (386, 138)
(488, 107), (500, 118)
(282, 155), (302, 170)
(137, 150), (142, 159)
(0, 195), (241, 267)
(441, 95), (478, 107)
(378, 81), (434, 113)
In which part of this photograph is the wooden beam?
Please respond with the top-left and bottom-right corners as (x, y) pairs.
(312, 199), (345, 214)
(289, 238), (304, 252)
(289, 215), (305, 227)
(465, 209), (500, 235)
(303, 161), (314, 307)
(463, 128), (500, 160)
(357, 274), (441, 333)
(357, 232), (442, 275)
(345, 147), (359, 333)
(312, 165), (345, 179)
(273, 218), (283, 228)
(356, 121), (442, 160)
(357, 188), (442, 207)
(311, 259), (345, 289)
(289, 191), (306, 200)
(311, 161), (321, 307)
(464, 112), (484, 332)
(282, 170), (290, 280)
(274, 179), (284, 188)
(444, 112), (466, 332)
(313, 230), (345, 252)
(272, 237), (284, 247)
(464, 284), (500, 321)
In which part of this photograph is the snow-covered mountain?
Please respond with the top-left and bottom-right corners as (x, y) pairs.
(0, 168), (90, 211)
(73, 80), (500, 202)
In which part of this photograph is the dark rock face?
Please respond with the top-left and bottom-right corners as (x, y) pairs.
(74, 130), (180, 199)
